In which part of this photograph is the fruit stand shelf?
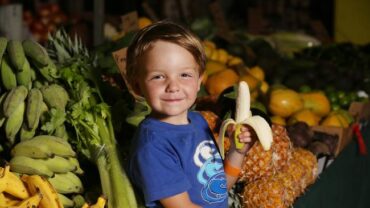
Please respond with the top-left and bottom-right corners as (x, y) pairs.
(293, 122), (370, 208)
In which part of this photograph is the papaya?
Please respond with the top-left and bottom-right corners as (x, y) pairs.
(204, 60), (227, 76)
(300, 91), (331, 117)
(320, 112), (349, 128)
(268, 88), (303, 118)
(288, 109), (321, 126)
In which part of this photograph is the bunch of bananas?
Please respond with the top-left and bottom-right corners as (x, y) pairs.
(9, 135), (85, 207)
(1, 37), (88, 207)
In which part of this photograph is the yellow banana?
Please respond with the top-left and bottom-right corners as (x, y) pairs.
(0, 192), (21, 207)
(218, 81), (273, 158)
(0, 165), (9, 192)
(21, 174), (63, 208)
(2, 165), (30, 199)
(7, 192), (42, 208)
(90, 196), (107, 208)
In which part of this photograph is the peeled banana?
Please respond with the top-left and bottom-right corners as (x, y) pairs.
(218, 81), (273, 158)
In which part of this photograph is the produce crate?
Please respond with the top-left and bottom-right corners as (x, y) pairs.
(348, 101), (370, 123)
(311, 125), (353, 157)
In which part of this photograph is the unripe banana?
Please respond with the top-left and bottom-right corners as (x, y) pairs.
(0, 165), (30, 199)
(9, 156), (54, 177)
(5, 101), (25, 144)
(16, 58), (32, 87)
(41, 84), (69, 111)
(40, 155), (78, 173)
(68, 157), (84, 175)
(3, 85), (28, 117)
(28, 135), (76, 157)
(58, 193), (75, 208)
(0, 37), (8, 60)
(11, 139), (54, 159)
(218, 81), (273, 158)
(0, 92), (7, 128)
(22, 39), (50, 67)
(48, 172), (84, 194)
(9, 192), (42, 208)
(54, 124), (69, 139)
(72, 194), (86, 208)
(7, 40), (26, 72)
(26, 88), (43, 129)
(20, 123), (36, 141)
(0, 56), (17, 90)
(21, 174), (63, 208)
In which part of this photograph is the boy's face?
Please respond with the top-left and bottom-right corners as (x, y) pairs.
(135, 40), (203, 124)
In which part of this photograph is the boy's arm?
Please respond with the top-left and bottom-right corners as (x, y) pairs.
(224, 124), (255, 190)
(159, 192), (202, 208)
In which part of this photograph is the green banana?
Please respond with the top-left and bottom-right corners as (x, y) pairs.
(5, 101), (25, 144)
(54, 124), (69, 140)
(48, 172), (84, 194)
(0, 92), (7, 128)
(71, 194), (86, 208)
(68, 157), (84, 175)
(0, 37), (8, 61)
(41, 84), (69, 111)
(19, 123), (36, 141)
(58, 193), (75, 208)
(7, 40), (26, 71)
(3, 85), (28, 117)
(9, 155), (54, 177)
(0, 56), (17, 90)
(30, 67), (36, 81)
(39, 155), (78, 173)
(26, 88), (43, 129)
(16, 59), (32, 87)
(22, 39), (50, 67)
(27, 135), (76, 157)
(11, 139), (55, 158)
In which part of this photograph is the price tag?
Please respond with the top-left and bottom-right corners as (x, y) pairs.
(121, 11), (139, 33)
(112, 47), (143, 100)
(209, 1), (235, 43)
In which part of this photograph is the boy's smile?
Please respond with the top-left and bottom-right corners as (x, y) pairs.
(136, 40), (203, 125)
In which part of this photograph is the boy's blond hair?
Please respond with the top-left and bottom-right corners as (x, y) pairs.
(126, 20), (206, 88)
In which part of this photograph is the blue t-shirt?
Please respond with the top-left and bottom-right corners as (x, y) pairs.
(128, 111), (228, 208)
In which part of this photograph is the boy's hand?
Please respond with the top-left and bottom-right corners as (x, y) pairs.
(227, 124), (256, 154)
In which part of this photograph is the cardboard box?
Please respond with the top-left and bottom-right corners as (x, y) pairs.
(311, 125), (353, 157)
(348, 101), (370, 123)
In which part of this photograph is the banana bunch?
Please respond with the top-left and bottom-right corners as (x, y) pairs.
(0, 37), (70, 146)
(8, 135), (85, 207)
(81, 196), (107, 208)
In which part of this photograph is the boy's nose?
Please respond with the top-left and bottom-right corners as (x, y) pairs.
(166, 79), (180, 92)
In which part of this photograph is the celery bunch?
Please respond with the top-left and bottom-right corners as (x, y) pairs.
(47, 30), (137, 208)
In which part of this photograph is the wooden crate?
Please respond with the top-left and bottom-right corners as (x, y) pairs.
(311, 125), (353, 157)
(348, 101), (370, 123)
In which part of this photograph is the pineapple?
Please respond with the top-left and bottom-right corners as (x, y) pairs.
(243, 176), (287, 208)
(239, 124), (293, 183)
(291, 148), (318, 187)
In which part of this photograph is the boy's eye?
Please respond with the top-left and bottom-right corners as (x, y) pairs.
(181, 73), (193, 78)
(150, 75), (164, 80)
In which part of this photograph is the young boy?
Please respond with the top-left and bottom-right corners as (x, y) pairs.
(126, 21), (255, 208)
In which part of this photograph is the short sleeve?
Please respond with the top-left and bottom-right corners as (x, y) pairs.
(130, 134), (191, 205)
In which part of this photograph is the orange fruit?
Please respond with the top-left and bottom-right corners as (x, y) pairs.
(205, 69), (239, 97)
(138, 17), (152, 29)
